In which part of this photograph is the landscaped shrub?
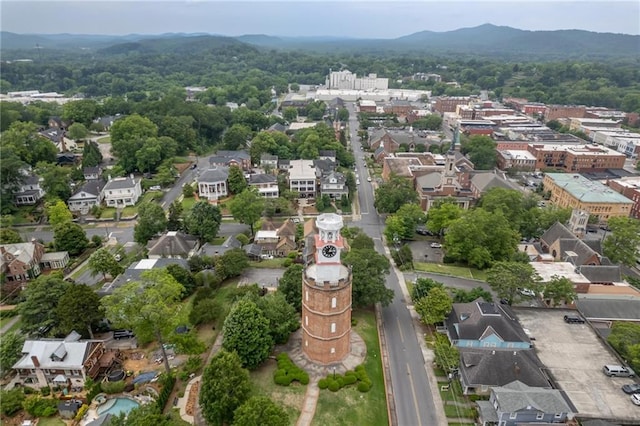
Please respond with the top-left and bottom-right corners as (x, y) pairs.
(273, 353), (309, 387)
(1, 389), (25, 416)
(40, 386), (51, 396)
(156, 374), (176, 411)
(22, 395), (58, 417)
(101, 380), (126, 394)
(283, 258), (293, 267)
(317, 379), (328, 390)
(318, 364), (372, 393)
(327, 380), (340, 392)
(75, 404), (89, 421)
(357, 381), (371, 392)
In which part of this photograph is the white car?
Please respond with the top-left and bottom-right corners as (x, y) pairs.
(356, 179), (360, 185)
(367, 177), (372, 182)
(430, 242), (442, 248)
(519, 288), (536, 297)
(632, 393), (640, 406)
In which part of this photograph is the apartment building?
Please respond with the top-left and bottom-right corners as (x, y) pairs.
(527, 144), (626, 172)
(288, 159), (316, 198)
(543, 173), (633, 221)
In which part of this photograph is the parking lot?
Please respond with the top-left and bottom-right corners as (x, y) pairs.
(515, 309), (638, 421)
(238, 267), (285, 289)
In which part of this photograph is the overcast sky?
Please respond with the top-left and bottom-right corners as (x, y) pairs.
(2, 1), (639, 38)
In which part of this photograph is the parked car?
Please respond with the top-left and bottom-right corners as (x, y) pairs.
(260, 254), (274, 260)
(149, 185), (161, 191)
(113, 329), (135, 339)
(603, 365), (635, 377)
(356, 179), (360, 185)
(518, 288), (536, 297)
(622, 383), (640, 394)
(563, 315), (585, 324)
(416, 227), (432, 236)
(631, 393), (640, 406)
(367, 177), (372, 182)
(430, 242), (442, 248)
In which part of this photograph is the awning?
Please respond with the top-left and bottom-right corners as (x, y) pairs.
(53, 374), (67, 383)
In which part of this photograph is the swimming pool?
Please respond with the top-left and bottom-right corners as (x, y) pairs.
(96, 397), (140, 416)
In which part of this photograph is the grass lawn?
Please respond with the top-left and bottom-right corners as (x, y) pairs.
(414, 262), (487, 281)
(444, 404), (475, 419)
(250, 259), (289, 269)
(97, 136), (111, 144)
(8, 206), (41, 224)
(311, 309), (388, 426)
(168, 409), (192, 425)
(0, 314), (18, 329)
(70, 261), (91, 280)
(99, 192), (161, 219)
(181, 196), (197, 212)
(173, 156), (191, 164)
(38, 418), (66, 426)
(438, 380), (464, 402)
(250, 358), (306, 426)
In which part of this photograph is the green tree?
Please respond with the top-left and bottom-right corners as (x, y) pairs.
(410, 277), (443, 303)
(136, 138), (163, 174)
(337, 108), (349, 122)
(229, 188), (265, 236)
(343, 248), (394, 308)
(234, 396), (289, 426)
(81, 140), (103, 168)
(374, 175), (418, 214)
(478, 187), (525, 229)
(18, 273), (70, 335)
(222, 124), (251, 150)
(282, 107), (298, 123)
(54, 222), (88, 255)
(214, 248), (250, 281)
(289, 83), (300, 93)
(110, 405), (172, 426)
(0, 388), (25, 416)
(222, 298), (273, 370)
(102, 268), (185, 373)
(461, 135), (497, 170)
(0, 332), (24, 377)
(254, 292), (300, 344)
(227, 165), (248, 194)
(607, 322), (640, 373)
(444, 208), (519, 269)
(602, 217), (640, 267)
(1, 121), (56, 166)
(36, 162), (72, 201)
(67, 122), (89, 141)
(452, 286), (494, 303)
(384, 203), (426, 241)
(542, 275), (577, 307)
(0, 228), (22, 244)
(46, 199), (73, 227)
(415, 287), (452, 325)
(88, 248), (123, 280)
(166, 264), (196, 296)
(200, 350), (251, 426)
(277, 264), (304, 312)
(62, 99), (99, 126)
(110, 114), (158, 173)
(134, 202), (167, 244)
(167, 200), (183, 231)
(185, 201), (222, 244)
(426, 200), (463, 235)
(433, 334), (459, 374)
(56, 284), (103, 338)
(486, 261), (540, 305)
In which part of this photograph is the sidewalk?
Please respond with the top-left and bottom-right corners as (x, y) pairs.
(295, 378), (319, 426)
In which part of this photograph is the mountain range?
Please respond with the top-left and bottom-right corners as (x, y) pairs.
(1, 24), (638, 60)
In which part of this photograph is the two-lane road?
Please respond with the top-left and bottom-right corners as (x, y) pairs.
(347, 102), (441, 426)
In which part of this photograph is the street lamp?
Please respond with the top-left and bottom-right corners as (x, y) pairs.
(333, 367), (336, 380)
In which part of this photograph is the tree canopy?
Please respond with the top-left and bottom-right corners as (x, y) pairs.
(602, 217), (640, 267)
(228, 188), (265, 236)
(18, 273), (70, 336)
(134, 202), (167, 244)
(374, 175), (418, 214)
(222, 298), (273, 370)
(343, 248), (393, 308)
(277, 264), (304, 312)
(234, 396), (289, 426)
(415, 286), (453, 325)
(486, 261), (541, 305)
(56, 284), (103, 338)
(185, 201), (222, 244)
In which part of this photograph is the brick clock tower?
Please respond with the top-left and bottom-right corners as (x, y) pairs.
(301, 213), (352, 364)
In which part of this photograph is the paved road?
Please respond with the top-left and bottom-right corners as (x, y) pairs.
(403, 271), (491, 293)
(159, 155), (211, 209)
(347, 102), (440, 426)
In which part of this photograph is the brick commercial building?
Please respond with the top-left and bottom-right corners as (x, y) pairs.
(607, 177), (640, 219)
(543, 173), (633, 222)
(527, 144), (626, 172)
(301, 214), (352, 364)
(434, 96), (474, 114)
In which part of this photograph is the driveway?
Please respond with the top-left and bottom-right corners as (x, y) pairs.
(515, 308), (638, 421)
(238, 267), (285, 289)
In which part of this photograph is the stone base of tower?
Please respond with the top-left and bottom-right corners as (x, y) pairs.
(301, 328), (350, 364)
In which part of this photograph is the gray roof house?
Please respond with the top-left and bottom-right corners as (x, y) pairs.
(248, 173), (279, 198)
(200, 235), (243, 257)
(83, 166), (102, 180)
(260, 153), (279, 169)
(67, 180), (105, 213)
(197, 167), (229, 201)
(313, 158), (336, 177)
(476, 380), (575, 426)
(458, 348), (551, 395)
(146, 231), (199, 259)
(267, 123), (287, 133)
(209, 150), (251, 171)
(320, 171), (348, 199)
(445, 299), (532, 350)
(102, 258), (189, 295)
(103, 175), (142, 207)
(14, 175), (45, 206)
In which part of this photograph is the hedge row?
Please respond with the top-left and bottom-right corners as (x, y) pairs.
(156, 374), (176, 411)
(318, 364), (371, 393)
(273, 353), (309, 386)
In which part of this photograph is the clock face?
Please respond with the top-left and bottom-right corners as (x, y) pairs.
(321, 245), (337, 258)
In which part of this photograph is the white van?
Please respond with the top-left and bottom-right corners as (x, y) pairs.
(602, 365), (635, 377)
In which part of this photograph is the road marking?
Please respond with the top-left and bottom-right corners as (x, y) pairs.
(396, 317), (405, 343)
(406, 363), (423, 426)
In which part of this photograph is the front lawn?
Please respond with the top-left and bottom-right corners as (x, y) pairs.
(97, 136), (111, 144)
(414, 262), (487, 281)
(311, 309), (388, 426)
(99, 191), (162, 219)
(250, 258), (290, 269)
(249, 358), (306, 426)
(37, 418), (66, 426)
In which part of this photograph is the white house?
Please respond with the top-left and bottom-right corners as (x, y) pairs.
(320, 171), (348, 199)
(288, 159), (316, 198)
(198, 168), (229, 201)
(248, 174), (279, 198)
(14, 176), (45, 206)
(103, 175), (142, 207)
(67, 180), (105, 213)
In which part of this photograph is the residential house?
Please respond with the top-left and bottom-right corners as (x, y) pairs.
(209, 150), (251, 171)
(12, 331), (120, 389)
(40, 252), (70, 270)
(146, 231), (199, 259)
(540, 222), (602, 266)
(67, 180), (105, 213)
(255, 220), (297, 257)
(243, 243), (263, 260)
(313, 158), (336, 178)
(445, 299), (532, 350)
(278, 159), (291, 171)
(318, 150), (337, 162)
(103, 175), (142, 207)
(248, 174), (279, 198)
(14, 175), (45, 206)
(199, 235), (243, 257)
(197, 167), (229, 201)
(0, 240), (45, 282)
(320, 171), (349, 199)
(56, 152), (78, 165)
(48, 116), (69, 130)
(83, 166), (102, 180)
(368, 128), (400, 158)
(267, 123), (287, 133)
(458, 348), (551, 394)
(476, 380), (574, 426)
(288, 160), (316, 198)
(92, 115), (121, 132)
(104, 258), (190, 295)
(260, 153), (279, 169)
(40, 128), (76, 152)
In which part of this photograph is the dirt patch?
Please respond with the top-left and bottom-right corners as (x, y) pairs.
(174, 162), (192, 174)
(186, 380), (200, 416)
(303, 206), (318, 214)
